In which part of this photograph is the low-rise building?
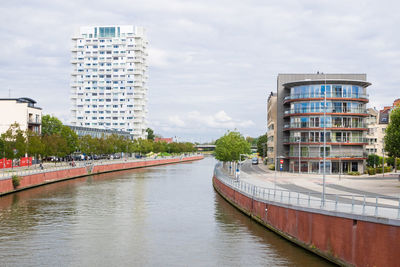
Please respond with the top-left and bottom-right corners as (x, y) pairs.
(0, 97), (42, 134)
(67, 125), (131, 139)
(366, 99), (400, 156)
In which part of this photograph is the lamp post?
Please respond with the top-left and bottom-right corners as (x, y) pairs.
(297, 136), (301, 174)
(322, 73), (327, 207)
(382, 141), (385, 178)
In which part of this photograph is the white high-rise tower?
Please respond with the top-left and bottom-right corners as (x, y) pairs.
(70, 25), (148, 139)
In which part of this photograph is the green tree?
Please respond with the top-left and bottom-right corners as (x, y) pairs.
(1, 123), (26, 165)
(26, 130), (44, 165)
(41, 115), (63, 136)
(146, 128), (155, 141)
(42, 134), (67, 161)
(246, 136), (257, 146)
(367, 154), (380, 167)
(256, 134), (268, 157)
(215, 131), (251, 162)
(60, 126), (78, 155)
(384, 107), (400, 172)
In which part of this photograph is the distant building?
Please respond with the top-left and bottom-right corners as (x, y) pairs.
(366, 99), (400, 156)
(276, 73), (370, 174)
(0, 97), (42, 134)
(154, 137), (173, 143)
(67, 125), (131, 139)
(365, 108), (385, 155)
(70, 25), (149, 139)
(267, 92), (277, 164)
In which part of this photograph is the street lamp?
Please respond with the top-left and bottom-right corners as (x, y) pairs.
(321, 73), (327, 207)
(297, 136), (301, 174)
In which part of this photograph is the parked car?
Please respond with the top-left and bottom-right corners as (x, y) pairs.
(252, 157), (259, 165)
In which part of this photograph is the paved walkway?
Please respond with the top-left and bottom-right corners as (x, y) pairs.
(239, 162), (400, 198)
(218, 161), (400, 221)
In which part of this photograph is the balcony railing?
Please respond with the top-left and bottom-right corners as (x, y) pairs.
(284, 93), (369, 101)
(284, 108), (367, 115)
(287, 151), (367, 158)
(283, 122), (366, 129)
(283, 137), (367, 143)
(28, 119), (41, 124)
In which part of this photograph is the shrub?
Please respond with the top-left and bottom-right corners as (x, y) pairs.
(12, 175), (21, 188)
(376, 166), (392, 173)
(367, 167), (376, 175)
(268, 164), (275, 170)
(347, 171), (360, 176)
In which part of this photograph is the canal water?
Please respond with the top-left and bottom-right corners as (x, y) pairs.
(0, 156), (333, 266)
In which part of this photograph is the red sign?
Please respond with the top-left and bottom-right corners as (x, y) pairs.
(280, 159), (284, 164)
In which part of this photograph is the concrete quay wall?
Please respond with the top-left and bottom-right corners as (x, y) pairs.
(0, 156), (203, 196)
(212, 175), (400, 267)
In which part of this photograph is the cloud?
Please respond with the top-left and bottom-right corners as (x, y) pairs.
(168, 115), (185, 127)
(0, 0), (399, 142)
(163, 110), (254, 133)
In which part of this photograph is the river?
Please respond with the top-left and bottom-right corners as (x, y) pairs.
(0, 156), (333, 266)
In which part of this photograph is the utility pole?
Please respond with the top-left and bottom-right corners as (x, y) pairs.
(298, 137), (301, 174)
(322, 73), (327, 207)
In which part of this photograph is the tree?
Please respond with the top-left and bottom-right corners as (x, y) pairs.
(215, 131), (251, 162)
(60, 126), (78, 155)
(1, 123), (26, 165)
(146, 128), (155, 141)
(367, 154), (380, 167)
(26, 130), (44, 164)
(384, 107), (400, 172)
(246, 136), (257, 146)
(41, 115), (63, 136)
(256, 134), (268, 157)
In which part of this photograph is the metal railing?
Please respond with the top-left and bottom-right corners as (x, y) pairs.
(214, 163), (400, 221)
(283, 122), (366, 129)
(283, 137), (367, 143)
(0, 154), (201, 181)
(284, 93), (369, 101)
(284, 108), (368, 115)
(287, 151), (366, 158)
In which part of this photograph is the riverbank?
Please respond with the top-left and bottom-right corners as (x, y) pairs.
(0, 155), (204, 196)
(213, 162), (400, 267)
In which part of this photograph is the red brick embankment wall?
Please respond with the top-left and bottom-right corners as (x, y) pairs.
(0, 156), (203, 196)
(213, 175), (400, 267)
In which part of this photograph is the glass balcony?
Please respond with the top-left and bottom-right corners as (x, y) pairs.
(283, 122), (366, 129)
(284, 93), (368, 101)
(283, 137), (367, 143)
(284, 108), (367, 115)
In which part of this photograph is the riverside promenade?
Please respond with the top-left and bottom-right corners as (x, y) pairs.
(213, 160), (400, 267)
(0, 154), (204, 196)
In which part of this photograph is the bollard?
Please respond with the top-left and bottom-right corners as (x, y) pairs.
(280, 191), (283, 202)
(297, 192), (300, 205)
(398, 199), (400, 219)
(351, 195), (355, 213)
(362, 195), (366, 215)
(335, 195), (338, 211)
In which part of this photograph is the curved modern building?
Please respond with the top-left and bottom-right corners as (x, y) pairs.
(276, 74), (370, 174)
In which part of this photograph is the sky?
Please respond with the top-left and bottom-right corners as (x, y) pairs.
(1, 0), (400, 143)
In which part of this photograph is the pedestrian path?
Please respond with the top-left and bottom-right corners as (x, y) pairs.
(217, 161), (400, 222)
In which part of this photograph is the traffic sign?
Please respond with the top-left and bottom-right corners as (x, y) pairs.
(280, 159), (284, 164)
